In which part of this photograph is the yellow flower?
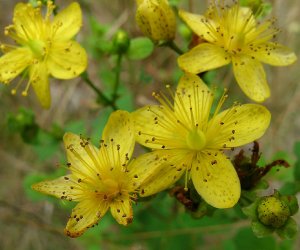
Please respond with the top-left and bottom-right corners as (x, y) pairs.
(136, 0), (176, 42)
(0, 1), (87, 108)
(132, 74), (271, 208)
(177, 3), (297, 102)
(32, 111), (145, 237)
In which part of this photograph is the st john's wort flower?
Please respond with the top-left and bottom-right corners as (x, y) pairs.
(32, 111), (146, 237)
(132, 73), (271, 208)
(177, 2), (297, 102)
(0, 1), (87, 108)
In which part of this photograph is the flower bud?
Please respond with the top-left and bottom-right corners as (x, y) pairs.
(135, 0), (176, 42)
(113, 30), (130, 54)
(257, 196), (290, 228)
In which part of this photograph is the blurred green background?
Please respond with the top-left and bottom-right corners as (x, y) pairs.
(0, 0), (299, 249)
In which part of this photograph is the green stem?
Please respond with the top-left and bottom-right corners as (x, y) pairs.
(112, 54), (123, 102)
(165, 40), (184, 55)
(80, 72), (117, 110)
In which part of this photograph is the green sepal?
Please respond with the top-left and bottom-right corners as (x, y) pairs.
(251, 221), (274, 238)
(280, 195), (299, 216)
(276, 218), (298, 239)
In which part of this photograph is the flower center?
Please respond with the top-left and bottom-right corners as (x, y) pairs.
(186, 129), (206, 151)
(102, 178), (120, 198)
(27, 39), (46, 59)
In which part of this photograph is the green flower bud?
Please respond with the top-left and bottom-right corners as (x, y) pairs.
(257, 196), (290, 228)
(113, 30), (130, 54)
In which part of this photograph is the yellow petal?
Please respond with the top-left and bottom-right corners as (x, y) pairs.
(52, 2), (82, 41)
(31, 175), (82, 201)
(232, 55), (270, 102)
(179, 10), (214, 42)
(63, 132), (101, 181)
(178, 43), (230, 74)
(132, 105), (186, 149)
(101, 110), (135, 167)
(191, 151), (241, 208)
(0, 48), (32, 84)
(127, 150), (177, 186)
(110, 197), (133, 225)
(47, 41), (87, 79)
(12, 3), (43, 43)
(205, 104), (271, 149)
(251, 43), (297, 66)
(138, 149), (189, 196)
(65, 200), (109, 238)
(29, 62), (51, 109)
(175, 73), (213, 130)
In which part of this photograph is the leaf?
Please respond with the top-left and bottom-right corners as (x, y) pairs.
(294, 162), (300, 181)
(294, 141), (300, 157)
(280, 181), (300, 196)
(127, 37), (154, 60)
(31, 130), (60, 161)
(233, 227), (276, 250)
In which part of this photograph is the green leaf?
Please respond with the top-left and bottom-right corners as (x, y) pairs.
(276, 218), (298, 239)
(116, 85), (134, 112)
(294, 141), (300, 157)
(64, 120), (86, 134)
(233, 227), (276, 250)
(294, 161), (300, 181)
(31, 130), (60, 161)
(127, 37), (154, 60)
(280, 181), (300, 196)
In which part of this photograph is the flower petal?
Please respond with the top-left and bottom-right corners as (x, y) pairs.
(63, 132), (101, 181)
(52, 2), (82, 41)
(232, 55), (270, 102)
(137, 149), (190, 196)
(12, 3), (43, 43)
(31, 175), (83, 201)
(47, 41), (87, 79)
(178, 43), (230, 74)
(65, 199), (109, 238)
(179, 10), (214, 42)
(251, 43), (297, 66)
(101, 110), (135, 167)
(174, 73), (213, 130)
(132, 105), (186, 149)
(205, 104), (271, 149)
(110, 197), (133, 225)
(127, 150), (178, 186)
(191, 152), (241, 208)
(29, 62), (51, 109)
(0, 48), (32, 84)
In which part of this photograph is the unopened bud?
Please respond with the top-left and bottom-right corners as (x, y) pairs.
(257, 196), (290, 228)
(113, 30), (130, 54)
(135, 0), (176, 42)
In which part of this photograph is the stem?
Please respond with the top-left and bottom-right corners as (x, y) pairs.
(112, 54), (123, 102)
(80, 72), (117, 110)
(165, 40), (184, 55)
